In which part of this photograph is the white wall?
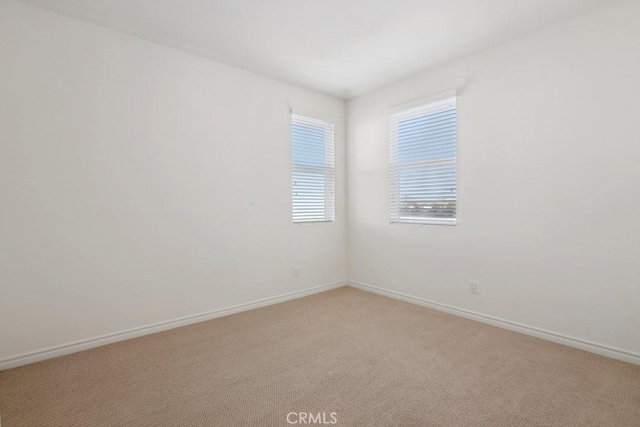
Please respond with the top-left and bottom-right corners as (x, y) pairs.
(0, 0), (346, 362)
(3, 0), (639, 367)
(347, 0), (640, 356)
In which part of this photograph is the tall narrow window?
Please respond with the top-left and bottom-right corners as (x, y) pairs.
(292, 114), (335, 223)
(389, 93), (457, 225)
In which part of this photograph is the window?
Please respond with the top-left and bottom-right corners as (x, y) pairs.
(389, 93), (457, 225)
(292, 114), (335, 223)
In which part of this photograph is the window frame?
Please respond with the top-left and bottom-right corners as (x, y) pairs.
(291, 113), (336, 224)
(389, 91), (458, 226)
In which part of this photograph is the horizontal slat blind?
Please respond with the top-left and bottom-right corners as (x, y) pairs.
(389, 97), (457, 225)
(292, 114), (335, 223)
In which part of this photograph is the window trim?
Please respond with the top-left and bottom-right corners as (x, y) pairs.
(291, 113), (336, 224)
(389, 90), (458, 226)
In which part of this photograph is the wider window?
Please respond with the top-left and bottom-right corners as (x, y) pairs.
(389, 93), (457, 225)
(292, 114), (335, 223)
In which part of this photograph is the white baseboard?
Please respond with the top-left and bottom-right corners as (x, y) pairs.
(347, 280), (640, 365)
(5, 280), (637, 370)
(0, 281), (346, 371)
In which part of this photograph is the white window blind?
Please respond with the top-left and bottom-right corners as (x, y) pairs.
(292, 114), (335, 223)
(389, 94), (457, 225)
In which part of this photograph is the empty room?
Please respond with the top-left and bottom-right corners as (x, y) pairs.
(1, 0), (639, 425)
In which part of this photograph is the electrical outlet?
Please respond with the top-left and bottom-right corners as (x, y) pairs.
(293, 267), (300, 278)
(469, 281), (479, 294)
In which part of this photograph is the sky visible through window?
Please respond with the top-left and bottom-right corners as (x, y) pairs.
(397, 107), (456, 164)
(292, 119), (333, 223)
(395, 104), (457, 220)
(292, 122), (326, 168)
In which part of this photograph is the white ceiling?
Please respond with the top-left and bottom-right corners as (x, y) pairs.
(22, 0), (610, 98)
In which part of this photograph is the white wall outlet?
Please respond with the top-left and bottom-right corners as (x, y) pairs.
(293, 267), (300, 278)
(469, 281), (479, 294)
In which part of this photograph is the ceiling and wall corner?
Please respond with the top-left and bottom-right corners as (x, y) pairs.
(18, 0), (612, 98)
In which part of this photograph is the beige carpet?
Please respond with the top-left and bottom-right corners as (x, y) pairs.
(0, 287), (639, 426)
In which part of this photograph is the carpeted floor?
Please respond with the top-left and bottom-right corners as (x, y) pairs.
(1, 287), (639, 426)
